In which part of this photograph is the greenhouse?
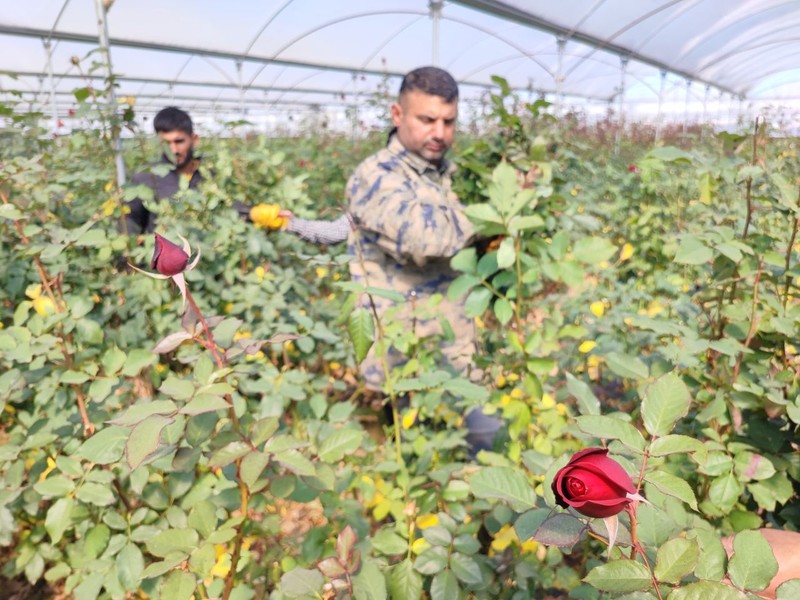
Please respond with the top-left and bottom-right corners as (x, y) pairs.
(2, 2), (800, 600)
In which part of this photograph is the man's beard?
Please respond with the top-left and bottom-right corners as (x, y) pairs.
(173, 147), (194, 170)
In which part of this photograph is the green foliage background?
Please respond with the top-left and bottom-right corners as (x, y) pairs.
(1, 71), (799, 599)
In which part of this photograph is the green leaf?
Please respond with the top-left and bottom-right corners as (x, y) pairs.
(180, 394), (229, 416)
(708, 472), (744, 512)
(645, 471), (698, 510)
(496, 237), (515, 269)
(280, 567), (324, 598)
(188, 501), (218, 539)
(159, 377), (195, 400)
(45, 497), (74, 544)
(422, 526), (452, 547)
(74, 426), (128, 464)
(76, 482), (116, 506)
(430, 569), (460, 600)
(34, 475), (75, 498)
(606, 352), (649, 380)
(450, 247), (477, 274)
(533, 513), (586, 548)
(653, 537), (699, 584)
(583, 559), (652, 593)
(566, 372), (600, 416)
(493, 297), (514, 324)
(777, 579), (800, 599)
(692, 529), (727, 581)
(126, 414), (174, 469)
(116, 542), (145, 591)
(353, 561), (387, 600)
(107, 399), (177, 425)
(213, 317), (243, 348)
(576, 415), (646, 451)
(318, 429), (363, 462)
(348, 308), (374, 363)
(146, 528), (199, 558)
(441, 377), (489, 401)
(464, 286), (492, 317)
(208, 441), (251, 468)
(733, 452), (776, 482)
(674, 236), (713, 265)
(667, 581), (747, 599)
(274, 450), (316, 477)
(727, 530), (778, 592)
(641, 372), (692, 436)
(647, 146), (693, 162)
(240, 451), (271, 489)
(84, 524), (110, 559)
(371, 529), (408, 555)
(414, 547), (448, 575)
(160, 570), (196, 600)
(573, 236), (618, 264)
(470, 466), (536, 512)
(450, 553), (482, 586)
(389, 559), (422, 600)
(649, 435), (707, 463)
(122, 349), (157, 376)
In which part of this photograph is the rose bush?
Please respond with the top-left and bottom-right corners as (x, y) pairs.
(552, 447), (638, 518)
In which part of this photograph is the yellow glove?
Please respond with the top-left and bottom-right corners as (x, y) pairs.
(250, 203), (288, 229)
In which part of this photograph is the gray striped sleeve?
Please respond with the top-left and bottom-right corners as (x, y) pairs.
(286, 213), (351, 245)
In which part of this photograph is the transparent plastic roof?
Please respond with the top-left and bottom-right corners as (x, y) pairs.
(2, 0), (799, 127)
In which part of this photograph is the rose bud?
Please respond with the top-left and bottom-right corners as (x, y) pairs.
(151, 233), (189, 276)
(552, 447), (639, 518)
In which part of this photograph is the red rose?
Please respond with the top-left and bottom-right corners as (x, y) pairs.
(628, 164), (639, 173)
(151, 233), (188, 276)
(552, 448), (637, 518)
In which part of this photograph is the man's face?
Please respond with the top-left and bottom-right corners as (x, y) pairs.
(158, 129), (197, 169)
(391, 90), (457, 165)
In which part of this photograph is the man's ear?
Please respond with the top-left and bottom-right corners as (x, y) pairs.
(192, 133), (199, 145)
(390, 102), (402, 127)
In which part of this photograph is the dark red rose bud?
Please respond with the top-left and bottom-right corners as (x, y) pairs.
(151, 233), (188, 276)
(552, 448), (637, 518)
(628, 164), (639, 173)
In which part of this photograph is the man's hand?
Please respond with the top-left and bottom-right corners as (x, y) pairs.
(250, 203), (288, 229)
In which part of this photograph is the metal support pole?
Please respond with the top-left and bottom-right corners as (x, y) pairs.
(654, 70), (667, 144)
(701, 84), (710, 139)
(93, 0), (126, 187)
(43, 39), (59, 130)
(235, 60), (246, 124)
(555, 36), (566, 117)
(716, 90), (725, 127)
(682, 79), (692, 136)
(615, 56), (628, 155)
(430, 1), (443, 66)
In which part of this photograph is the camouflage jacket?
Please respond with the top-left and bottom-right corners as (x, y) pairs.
(346, 134), (477, 387)
(346, 134), (474, 294)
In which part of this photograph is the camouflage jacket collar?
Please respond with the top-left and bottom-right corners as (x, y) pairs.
(386, 134), (453, 177)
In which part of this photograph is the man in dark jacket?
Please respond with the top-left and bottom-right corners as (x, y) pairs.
(125, 106), (203, 234)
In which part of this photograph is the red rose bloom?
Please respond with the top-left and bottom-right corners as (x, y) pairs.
(552, 448), (637, 518)
(628, 164), (639, 173)
(151, 233), (189, 276)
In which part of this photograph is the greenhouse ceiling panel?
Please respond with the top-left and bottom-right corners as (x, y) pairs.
(2, 0), (800, 121)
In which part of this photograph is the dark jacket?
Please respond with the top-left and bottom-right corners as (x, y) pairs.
(124, 156), (204, 234)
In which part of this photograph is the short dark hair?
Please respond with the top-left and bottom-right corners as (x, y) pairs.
(153, 106), (193, 135)
(399, 67), (459, 103)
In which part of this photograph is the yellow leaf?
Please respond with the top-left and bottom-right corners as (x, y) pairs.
(490, 524), (518, 552)
(402, 408), (418, 430)
(520, 539), (539, 554)
(620, 243), (634, 261)
(39, 457), (57, 481)
(540, 393), (555, 409)
(33, 296), (57, 317)
(578, 340), (597, 353)
(415, 513), (439, 530)
(411, 537), (430, 555)
(495, 373), (507, 388)
(590, 301), (605, 318)
(315, 266), (328, 278)
(25, 284), (43, 300)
